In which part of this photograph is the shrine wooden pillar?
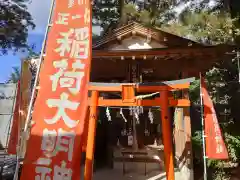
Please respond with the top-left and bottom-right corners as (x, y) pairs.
(84, 91), (99, 180)
(160, 89), (175, 180)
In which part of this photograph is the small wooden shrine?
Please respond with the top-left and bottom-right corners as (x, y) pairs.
(85, 21), (234, 180)
(91, 21), (233, 82)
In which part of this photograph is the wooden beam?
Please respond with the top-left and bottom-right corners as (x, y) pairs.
(88, 83), (189, 92)
(88, 83), (123, 92)
(136, 83), (190, 92)
(122, 84), (135, 103)
(169, 99), (190, 107)
(93, 98), (190, 107)
(163, 54), (184, 61)
(88, 78), (195, 92)
(92, 45), (235, 58)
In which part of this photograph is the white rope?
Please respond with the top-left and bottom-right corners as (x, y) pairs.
(120, 108), (127, 123)
(128, 107), (140, 124)
(102, 106), (159, 110)
(135, 92), (159, 100)
(148, 108), (154, 124)
(134, 111), (140, 124)
(106, 107), (111, 121)
(129, 106), (133, 116)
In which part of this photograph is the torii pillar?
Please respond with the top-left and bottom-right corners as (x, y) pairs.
(160, 89), (175, 180)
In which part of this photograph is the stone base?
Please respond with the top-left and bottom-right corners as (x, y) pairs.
(91, 165), (183, 180)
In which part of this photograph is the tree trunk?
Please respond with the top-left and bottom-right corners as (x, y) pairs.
(119, 0), (126, 24)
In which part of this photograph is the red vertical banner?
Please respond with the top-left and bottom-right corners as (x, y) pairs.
(20, 0), (92, 179)
(201, 77), (229, 160)
(7, 81), (20, 155)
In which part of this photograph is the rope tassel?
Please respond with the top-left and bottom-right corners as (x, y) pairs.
(106, 107), (111, 121)
(135, 112), (140, 124)
(148, 108), (154, 124)
(120, 108), (127, 123)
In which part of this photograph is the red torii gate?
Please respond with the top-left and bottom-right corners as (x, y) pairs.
(83, 78), (194, 180)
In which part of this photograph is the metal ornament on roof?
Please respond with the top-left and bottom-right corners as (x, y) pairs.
(106, 107), (111, 121)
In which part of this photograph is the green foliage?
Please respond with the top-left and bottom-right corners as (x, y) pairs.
(189, 65), (240, 179)
(206, 133), (240, 180)
(26, 48), (40, 59)
(7, 66), (20, 83)
(192, 130), (240, 179)
(162, 3), (240, 179)
(92, 0), (188, 31)
(0, 0), (35, 55)
(224, 133), (240, 162)
(163, 11), (240, 44)
(192, 131), (203, 162)
(189, 79), (200, 104)
(92, 0), (120, 30)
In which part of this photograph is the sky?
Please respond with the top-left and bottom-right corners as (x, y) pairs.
(0, 0), (52, 83)
(0, 0), (104, 83)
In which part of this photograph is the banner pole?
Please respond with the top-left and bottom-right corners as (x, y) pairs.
(199, 73), (208, 180)
(23, 0), (55, 133)
(13, 1), (55, 180)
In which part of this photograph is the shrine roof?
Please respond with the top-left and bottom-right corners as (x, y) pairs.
(90, 45), (237, 81)
(93, 21), (201, 50)
(90, 21), (237, 81)
(92, 44), (235, 58)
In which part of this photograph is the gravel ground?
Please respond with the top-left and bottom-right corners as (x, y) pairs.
(92, 169), (182, 180)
